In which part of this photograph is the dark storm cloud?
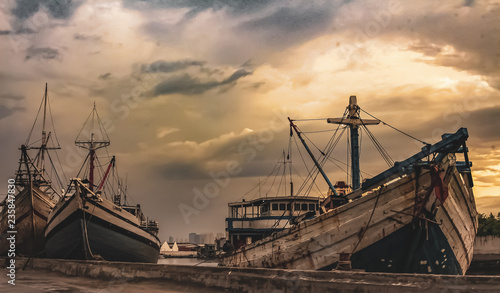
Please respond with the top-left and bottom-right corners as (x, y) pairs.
(1, 94), (25, 100)
(0, 28), (37, 35)
(134, 0), (340, 54)
(239, 5), (331, 33)
(12, 0), (85, 20)
(74, 33), (101, 41)
(25, 46), (59, 60)
(157, 161), (209, 180)
(465, 106), (500, 142)
(152, 68), (252, 96)
(392, 2), (500, 88)
(141, 60), (204, 74)
(463, 0), (475, 7)
(0, 105), (25, 120)
(237, 4), (336, 48)
(122, 0), (272, 16)
(98, 72), (111, 80)
(413, 104), (500, 147)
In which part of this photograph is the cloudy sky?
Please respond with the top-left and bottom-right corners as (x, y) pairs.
(0, 0), (499, 241)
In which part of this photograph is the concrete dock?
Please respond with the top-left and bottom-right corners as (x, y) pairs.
(3, 257), (500, 292)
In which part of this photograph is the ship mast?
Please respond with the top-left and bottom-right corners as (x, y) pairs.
(75, 103), (110, 192)
(327, 96), (380, 190)
(26, 83), (62, 183)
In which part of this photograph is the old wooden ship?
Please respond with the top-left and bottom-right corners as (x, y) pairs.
(221, 96), (477, 275)
(0, 84), (63, 257)
(44, 104), (160, 263)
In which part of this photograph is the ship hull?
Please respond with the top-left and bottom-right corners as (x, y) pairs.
(0, 185), (54, 256)
(45, 191), (160, 263)
(221, 155), (477, 275)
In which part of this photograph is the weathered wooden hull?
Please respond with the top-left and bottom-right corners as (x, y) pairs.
(0, 185), (54, 256)
(221, 155), (478, 275)
(45, 191), (160, 263)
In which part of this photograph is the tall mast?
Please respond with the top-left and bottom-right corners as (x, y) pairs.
(75, 103), (110, 192)
(327, 96), (380, 190)
(42, 83), (48, 144)
(39, 83), (48, 176)
(26, 83), (61, 181)
(288, 117), (339, 197)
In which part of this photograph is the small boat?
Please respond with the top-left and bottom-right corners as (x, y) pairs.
(0, 84), (63, 257)
(226, 196), (322, 250)
(221, 96), (477, 275)
(44, 104), (160, 263)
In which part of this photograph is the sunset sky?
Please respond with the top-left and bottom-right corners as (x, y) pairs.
(0, 0), (499, 241)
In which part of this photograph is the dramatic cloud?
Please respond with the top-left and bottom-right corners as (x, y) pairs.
(1, 94), (25, 100)
(151, 68), (252, 96)
(98, 72), (111, 80)
(122, 0), (273, 16)
(12, 0), (85, 20)
(237, 4), (336, 48)
(74, 33), (100, 41)
(141, 60), (204, 73)
(25, 46), (59, 60)
(0, 96), (25, 119)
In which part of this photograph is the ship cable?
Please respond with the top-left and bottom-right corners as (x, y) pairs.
(294, 122), (348, 197)
(360, 108), (429, 146)
(360, 122), (394, 167)
(351, 184), (384, 254)
(25, 92), (46, 146)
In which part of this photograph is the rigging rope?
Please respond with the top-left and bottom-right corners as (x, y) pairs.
(291, 118), (330, 121)
(25, 93), (45, 146)
(360, 108), (429, 145)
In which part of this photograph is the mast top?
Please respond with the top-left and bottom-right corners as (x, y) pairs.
(327, 95), (380, 127)
(75, 102), (110, 151)
(348, 95), (358, 118)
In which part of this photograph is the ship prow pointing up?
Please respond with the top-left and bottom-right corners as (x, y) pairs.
(44, 103), (160, 263)
(221, 96), (477, 275)
(0, 83), (64, 257)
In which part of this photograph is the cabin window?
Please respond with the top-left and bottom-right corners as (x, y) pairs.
(301, 203), (308, 211)
(286, 204), (291, 211)
(309, 204), (316, 211)
(261, 204), (269, 213)
(294, 203), (300, 211)
(272, 203), (279, 211)
(279, 203), (286, 210)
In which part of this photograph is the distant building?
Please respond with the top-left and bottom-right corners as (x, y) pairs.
(188, 232), (216, 244)
(160, 241), (172, 253)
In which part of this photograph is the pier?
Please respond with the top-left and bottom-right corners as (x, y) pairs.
(3, 257), (500, 292)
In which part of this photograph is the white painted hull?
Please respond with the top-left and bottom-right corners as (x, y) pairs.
(221, 154), (477, 275)
(0, 185), (54, 256)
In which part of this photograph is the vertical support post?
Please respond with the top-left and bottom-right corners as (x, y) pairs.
(350, 125), (360, 190)
(89, 150), (95, 192)
(328, 96), (379, 191)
